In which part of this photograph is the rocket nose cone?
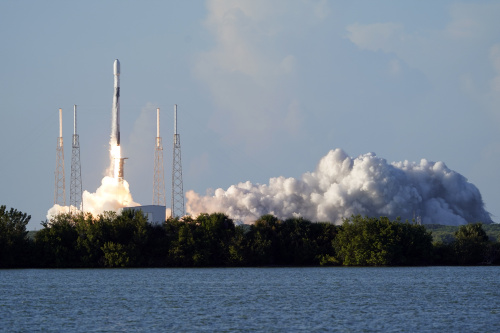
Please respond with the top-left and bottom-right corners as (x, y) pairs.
(114, 59), (120, 75)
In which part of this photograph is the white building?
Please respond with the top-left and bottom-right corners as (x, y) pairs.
(126, 205), (166, 225)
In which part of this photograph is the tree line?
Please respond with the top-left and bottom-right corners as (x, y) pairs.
(1, 205), (499, 268)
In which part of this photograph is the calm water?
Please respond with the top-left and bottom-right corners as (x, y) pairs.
(0, 267), (499, 332)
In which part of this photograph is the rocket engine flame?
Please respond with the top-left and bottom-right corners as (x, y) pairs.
(186, 149), (493, 226)
(110, 144), (121, 179)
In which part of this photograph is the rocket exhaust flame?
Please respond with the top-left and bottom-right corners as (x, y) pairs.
(111, 145), (121, 179)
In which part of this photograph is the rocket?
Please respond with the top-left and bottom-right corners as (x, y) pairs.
(111, 59), (120, 146)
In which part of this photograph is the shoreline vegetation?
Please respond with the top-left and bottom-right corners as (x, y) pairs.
(1, 205), (499, 268)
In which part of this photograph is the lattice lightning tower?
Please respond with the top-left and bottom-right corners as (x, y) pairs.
(70, 105), (83, 213)
(153, 107), (166, 206)
(54, 108), (66, 205)
(171, 104), (185, 218)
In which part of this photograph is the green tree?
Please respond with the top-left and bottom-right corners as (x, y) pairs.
(333, 215), (433, 266)
(245, 215), (280, 265)
(0, 205), (32, 267)
(143, 223), (169, 267)
(453, 223), (489, 265)
(35, 214), (79, 267)
(168, 218), (196, 266)
(227, 225), (246, 266)
(432, 241), (455, 265)
(276, 217), (318, 265)
(104, 209), (149, 267)
(484, 242), (500, 265)
(194, 213), (236, 266)
(75, 211), (115, 267)
(334, 216), (392, 266)
(311, 222), (338, 266)
(102, 241), (129, 267)
(391, 221), (434, 265)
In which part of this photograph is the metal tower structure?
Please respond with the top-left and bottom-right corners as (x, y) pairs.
(171, 104), (185, 218)
(70, 105), (83, 214)
(153, 107), (166, 206)
(54, 108), (66, 206)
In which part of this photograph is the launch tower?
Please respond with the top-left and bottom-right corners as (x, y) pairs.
(54, 108), (66, 205)
(153, 108), (166, 206)
(70, 105), (83, 213)
(171, 104), (185, 218)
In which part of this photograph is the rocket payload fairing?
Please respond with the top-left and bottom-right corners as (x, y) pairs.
(111, 59), (120, 146)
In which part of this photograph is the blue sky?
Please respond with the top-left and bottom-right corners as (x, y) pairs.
(1, 0), (499, 230)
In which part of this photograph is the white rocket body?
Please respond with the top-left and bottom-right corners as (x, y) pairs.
(111, 59), (120, 146)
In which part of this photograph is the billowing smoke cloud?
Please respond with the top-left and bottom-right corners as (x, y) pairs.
(186, 149), (492, 225)
(46, 176), (139, 221)
(81, 176), (138, 216)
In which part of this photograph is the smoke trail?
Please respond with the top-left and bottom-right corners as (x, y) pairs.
(186, 149), (492, 225)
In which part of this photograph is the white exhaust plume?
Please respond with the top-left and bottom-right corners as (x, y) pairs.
(186, 149), (492, 225)
(46, 176), (139, 220)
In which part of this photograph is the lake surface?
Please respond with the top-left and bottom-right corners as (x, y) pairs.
(0, 267), (499, 332)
